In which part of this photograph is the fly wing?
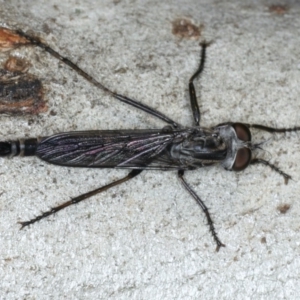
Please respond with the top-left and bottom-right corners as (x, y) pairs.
(36, 129), (186, 169)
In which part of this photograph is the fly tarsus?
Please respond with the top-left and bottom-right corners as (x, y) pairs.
(216, 240), (226, 252)
(18, 209), (54, 229)
(204, 208), (226, 252)
(202, 201), (226, 252)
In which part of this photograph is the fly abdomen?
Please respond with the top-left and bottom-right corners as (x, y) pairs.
(0, 138), (38, 157)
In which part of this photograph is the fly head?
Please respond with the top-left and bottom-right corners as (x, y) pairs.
(215, 123), (252, 172)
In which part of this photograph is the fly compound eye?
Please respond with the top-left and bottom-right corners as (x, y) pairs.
(233, 123), (251, 142)
(232, 148), (252, 171)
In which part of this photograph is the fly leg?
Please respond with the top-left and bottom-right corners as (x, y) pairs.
(13, 29), (178, 128)
(178, 170), (225, 251)
(250, 159), (291, 184)
(247, 123), (300, 184)
(19, 169), (142, 228)
(189, 41), (211, 126)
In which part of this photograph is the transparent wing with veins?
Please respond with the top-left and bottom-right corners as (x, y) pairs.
(36, 129), (184, 169)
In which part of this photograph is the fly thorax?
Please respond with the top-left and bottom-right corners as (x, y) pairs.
(169, 129), (227, 166)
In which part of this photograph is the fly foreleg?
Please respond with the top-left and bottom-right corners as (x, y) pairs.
(250, 158), (291, 184)
(247, 123), (300, 184)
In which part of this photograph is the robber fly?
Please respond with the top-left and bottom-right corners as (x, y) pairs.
(0, 28), (298, 251)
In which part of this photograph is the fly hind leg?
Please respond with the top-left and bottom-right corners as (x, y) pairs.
(19, 169), (142, 228)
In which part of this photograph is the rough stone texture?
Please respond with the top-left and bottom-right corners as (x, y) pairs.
(0, 1), (300, 299)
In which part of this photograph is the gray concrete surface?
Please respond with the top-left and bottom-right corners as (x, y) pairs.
(0, 0), (300, 299)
